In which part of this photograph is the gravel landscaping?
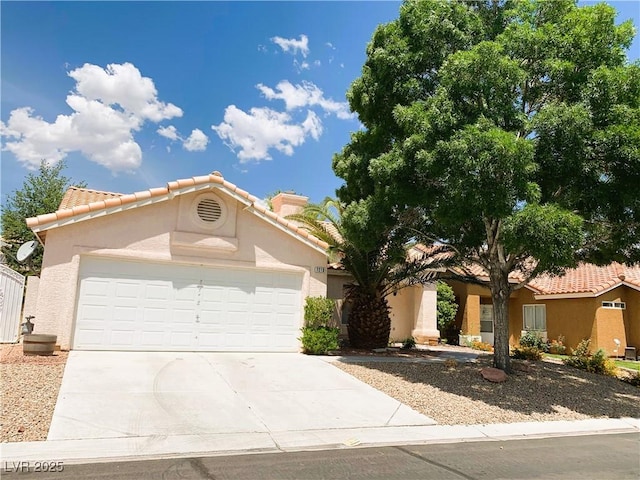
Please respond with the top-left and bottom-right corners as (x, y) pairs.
(335, 356), (640, 425)
(1, 344), (67, 442)
(1, 343), (638, 444)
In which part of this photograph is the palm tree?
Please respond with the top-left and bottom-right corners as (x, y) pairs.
(287, 198), (440, 349)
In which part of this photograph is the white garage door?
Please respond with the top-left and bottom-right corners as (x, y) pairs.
(74, 257), (303, 351)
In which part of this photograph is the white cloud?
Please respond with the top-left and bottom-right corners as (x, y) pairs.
(1, 62), (182, 172)
(294, 59), (310, 72)
(183, 128), (209, 152)
(325, 42), (335, 50)
(314, 60), (321, 67)
(157, 124), (209, 152)
(69, 63), (182, 122)
(212, 106), (321, 162)
(301, 110), (322, 140)
(157, 125), (179, 141)
(256, 80), (353, 119)
(271, 34), (309, 57)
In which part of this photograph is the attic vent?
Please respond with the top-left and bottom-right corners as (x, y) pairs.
(197, 198), (222, 223)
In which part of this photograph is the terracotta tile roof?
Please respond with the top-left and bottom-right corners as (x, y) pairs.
(529, 263), (640, 295)
(58, 187), (123, 210)
(413, 244), (640, 296)
(27, 172), (329, 251)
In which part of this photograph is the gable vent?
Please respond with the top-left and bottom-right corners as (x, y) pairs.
(197, 198), (222, 223)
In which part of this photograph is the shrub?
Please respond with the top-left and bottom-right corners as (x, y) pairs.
(300, 326), (340, 355)
(304, 296), (335, 328)
(563, 339), (618, 376)
(437, 281), (459, 344)
(469, 340), (493, 352)
(301, 297), (339, 355)
(512, 346), (543, 361)
(402, 337), (416, 350)
(519, 331), (549, 353)
(548, 336), (566, 355)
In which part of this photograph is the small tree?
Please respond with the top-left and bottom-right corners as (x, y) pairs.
(1, 161), (85, 274)
(436, 281), (458, 343)
(289, 198), (441, 349)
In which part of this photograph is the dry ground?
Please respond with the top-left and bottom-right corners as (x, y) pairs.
(1, 344), (67, 442)
(335, 357), (640, 425)
(1, 344), (638, 443)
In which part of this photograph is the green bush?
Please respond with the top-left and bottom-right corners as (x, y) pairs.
(300, 326), (340, 355)
(304, 296), (335, 328)
(519, 331), (549, 352)
(563, 339), (617, 376)
(402, 337), (416, 350)
(437, 281), (459, 344)
(512, 346), (542, 361)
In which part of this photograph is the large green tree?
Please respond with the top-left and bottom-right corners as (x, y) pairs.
(1, 161), (85, 274)
(333, 0), (639, 371)
(288, 198), (439, 348)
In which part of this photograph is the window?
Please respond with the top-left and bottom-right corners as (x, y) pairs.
(523, 305), (546, 331)
(480, 305), (493, 333)
(602, 301), (626, 309)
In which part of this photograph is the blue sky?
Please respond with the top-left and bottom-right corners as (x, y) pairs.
(1, 1), (638, 208)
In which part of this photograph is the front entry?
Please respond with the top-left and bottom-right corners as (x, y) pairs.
(480, 304), (494, 345)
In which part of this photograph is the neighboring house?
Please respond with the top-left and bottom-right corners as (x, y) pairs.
(449, 263), (640, 355)
(26, 172), (329, 352)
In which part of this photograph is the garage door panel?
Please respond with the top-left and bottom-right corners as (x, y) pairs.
(75, 258), (303, 351)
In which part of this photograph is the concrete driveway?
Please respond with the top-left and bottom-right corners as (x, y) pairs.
(48, 352), (435, 441)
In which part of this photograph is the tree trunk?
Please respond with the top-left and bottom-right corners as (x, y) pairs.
(347, 287), (391, 349)
(489, 265), (512, 373)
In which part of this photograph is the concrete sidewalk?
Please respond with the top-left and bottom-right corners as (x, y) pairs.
(2, 418), (638, 466)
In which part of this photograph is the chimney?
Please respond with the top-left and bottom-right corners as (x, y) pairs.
(271, 191), (308, 218)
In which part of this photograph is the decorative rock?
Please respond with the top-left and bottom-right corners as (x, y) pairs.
(480, 367), (508, 383)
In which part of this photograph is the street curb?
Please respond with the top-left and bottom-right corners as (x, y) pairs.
(1, 418), (638, 466)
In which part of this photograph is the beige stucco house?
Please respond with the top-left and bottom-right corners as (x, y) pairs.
(27, 172), (440, 352)
(27, 173), (329, 352)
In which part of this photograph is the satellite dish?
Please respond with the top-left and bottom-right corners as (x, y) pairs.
(614, 338), (621, 346)
(16, 241), (38, 263)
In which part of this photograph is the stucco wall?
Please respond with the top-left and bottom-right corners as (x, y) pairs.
(327, 273), (437, 344)
(624, 288), (640, 350)
(388, 286), (416, 341)
(35, 190), (327, 349)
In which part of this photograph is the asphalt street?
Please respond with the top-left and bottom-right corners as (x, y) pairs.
(2, 433), (639, 480)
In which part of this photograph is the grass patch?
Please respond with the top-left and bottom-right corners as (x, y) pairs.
(543, 354), (640, 372)
(615, 360), (640, 372)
